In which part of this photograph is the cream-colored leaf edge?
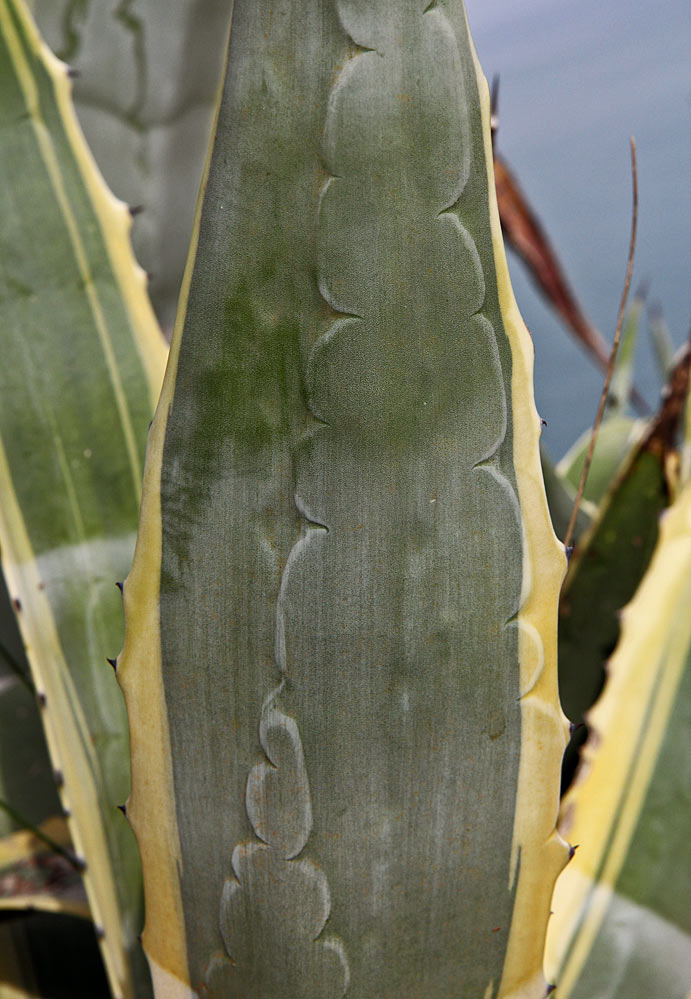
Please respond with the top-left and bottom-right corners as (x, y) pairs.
(116, 16), (231, 994)
(466, 12), (570, 998)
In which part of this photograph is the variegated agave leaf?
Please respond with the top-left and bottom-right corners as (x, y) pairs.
(0, 1), (166, 995)
(547, 475), (691, 997)
(120, 1), (568, 996)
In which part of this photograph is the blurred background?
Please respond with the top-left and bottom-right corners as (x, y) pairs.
(33, 0), (690, 457)
(467, 0), (690, 455)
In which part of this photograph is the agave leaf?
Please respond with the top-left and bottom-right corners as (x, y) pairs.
(647, 302), (675, 383)
(546, 474), (691, 998)
(540, 446), (593, 545)
(120, 1), (567, 995)
(0, 577), (61, 841)
(32, 0), (233, 331)
(556, 296), (653, 507)
(559, 342), (691, 728)
(0, 1), (166, 995)
(606, 288), (645, 418)
(557, 415), (645, 507)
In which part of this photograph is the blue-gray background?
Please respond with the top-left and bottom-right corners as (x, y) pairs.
(467, 0), (690, 457)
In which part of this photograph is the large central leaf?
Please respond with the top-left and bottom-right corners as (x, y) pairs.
(120, 2), (567, 996)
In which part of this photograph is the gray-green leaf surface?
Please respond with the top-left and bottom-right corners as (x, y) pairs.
(120, 1), (567, 996)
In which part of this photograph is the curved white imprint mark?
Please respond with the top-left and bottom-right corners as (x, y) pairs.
(203, 695), (350, 998)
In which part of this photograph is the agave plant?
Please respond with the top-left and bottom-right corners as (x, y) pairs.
(0, 1), (688, 997)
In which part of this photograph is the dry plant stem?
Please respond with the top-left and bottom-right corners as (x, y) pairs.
(564, 138), (639, 550)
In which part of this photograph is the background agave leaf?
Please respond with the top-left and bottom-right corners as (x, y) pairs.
(557, 415), (644, 508)
(0, 0), (166, 995)
(0, 579), (102, 993)
(120, 1), (567, 995)
(31, 0), (232, 332)
(605, 287), (645, 418)
(555, 295), (653, 508)
(540, 447), (593, 545)
(647, 302), (675, 383)
(553, 292), (650, 504)
(546, 471), (691, 998)
(559, 342), (691, 731)
(0, 575), (60, 841)
(0, 505), (105, 994)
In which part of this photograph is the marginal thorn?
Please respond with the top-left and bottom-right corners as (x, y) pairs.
(106, 657), (117, 672)
(115, 580), (124, 593)
(53, 769), (64, 788)
(565, 543), (574, 562)
(343, 35), (377, 57)
(94, 924), (105, 940)
(117, 804), (127, 816)
(540, 417), (548, 427)
(37, 691), (47, 708)
(490, 74), (500, 148)
(66, 66), (80, 79)
(546, 986), (557, 997)
(129, 204), (144, 218)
